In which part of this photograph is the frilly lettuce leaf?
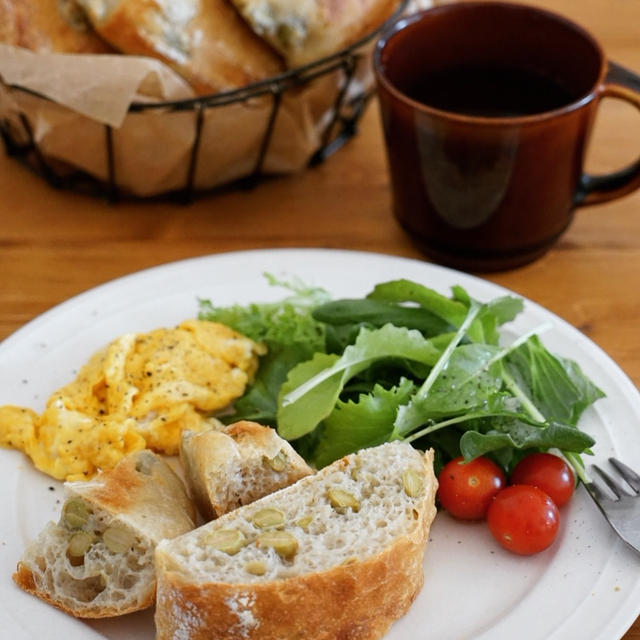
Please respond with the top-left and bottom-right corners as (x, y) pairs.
(312, 379), (417, 468)
(198, 273), (328, 352)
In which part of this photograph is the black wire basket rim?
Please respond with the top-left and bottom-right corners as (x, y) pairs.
(3, 0), (409, 113)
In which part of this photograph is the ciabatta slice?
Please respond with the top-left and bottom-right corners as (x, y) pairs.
(155, 441), (437, 640)
(14, 450), (195, 618)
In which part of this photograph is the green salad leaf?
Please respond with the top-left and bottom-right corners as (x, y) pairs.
(312, 378), (417, 468)
(313, 298), (453, 339)
(368, 279), (472, 328)
(197, 275), (603, 483)
(459, 420), (595, 460)
(393, 343), (503, 427)
(226, 346), (305, 424)
(505, 335), (605, 426)
(198, 273), (328, 350)
(278, 324), (442, 439)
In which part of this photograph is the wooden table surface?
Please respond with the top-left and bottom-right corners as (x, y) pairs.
(1, 0), (639, 637)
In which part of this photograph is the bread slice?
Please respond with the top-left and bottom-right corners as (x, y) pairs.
(0, 0), (114, 53)
(74, 0), (285, 94)
(229, 0), (402, 68)
(180, 420), (314, 521)
(155, 441), (437, 640)
(13, 450), (196, 618)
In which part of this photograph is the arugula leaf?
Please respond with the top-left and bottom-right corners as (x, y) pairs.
(312, 298), (453, 336)
(312, 379), (416, 468)
(367, 280), (523, 347)
(368, 279), (467, 322)
(557, 356), (607, 424)
(394, 343), (503, 423)
(451, 285), (524, 344)
(281, 323), (443, 409)
(505, 335), (605, 427)
(451, 285), (523, 325)
(485, 295), (525, 326)
(393, 302), (482, 436)
(459, 420), (595, 460)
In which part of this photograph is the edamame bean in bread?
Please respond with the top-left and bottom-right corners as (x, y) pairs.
(74, 0), (285, 94)
(155, 441), (437, 640)
(180, 420), (314, 521)
(13, 449), (196, 618)
(229, 0), (402, 68)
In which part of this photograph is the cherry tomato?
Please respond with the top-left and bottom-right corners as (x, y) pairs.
(510, 453), (575, 507)
(437, 456), (506, 520)
(487, 485), (560, 555)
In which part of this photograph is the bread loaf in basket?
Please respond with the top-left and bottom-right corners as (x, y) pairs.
(0, 0), (428, 197)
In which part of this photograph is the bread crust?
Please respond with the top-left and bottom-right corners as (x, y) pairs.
(156, 531), (428, 639)
(224, 418), (276, 442)
(76, 0), (285, 94)
(71, 449), (196, 540)
(155, 446), (437, 640)
(181, 420), (313, 521)
(156, 536), (424, 640)
(0, 0), (114, 53)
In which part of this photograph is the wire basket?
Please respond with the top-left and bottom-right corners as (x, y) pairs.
(0, 1), (409, 201)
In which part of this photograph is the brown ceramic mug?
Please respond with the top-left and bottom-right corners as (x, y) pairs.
(374, 1), (640, 271)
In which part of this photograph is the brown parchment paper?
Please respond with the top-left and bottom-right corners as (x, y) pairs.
(0, 40), (373, 197)
(0, 1), (434, 197)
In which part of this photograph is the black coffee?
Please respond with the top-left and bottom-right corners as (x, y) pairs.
(405, 65), (577, 117)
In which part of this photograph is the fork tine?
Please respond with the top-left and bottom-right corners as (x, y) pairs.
(609, 458), (640, 493)
(586, 460), (640, 556)
(584, 479), (611, 503)
(592, 464), (627, 499)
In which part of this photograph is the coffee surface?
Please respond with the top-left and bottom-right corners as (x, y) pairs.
(404, 65), (577, 117)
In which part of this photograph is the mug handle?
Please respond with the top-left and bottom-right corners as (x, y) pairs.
(574, 61), (640, 206)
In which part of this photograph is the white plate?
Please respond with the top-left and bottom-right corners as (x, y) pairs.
(1, 248), (640, 640)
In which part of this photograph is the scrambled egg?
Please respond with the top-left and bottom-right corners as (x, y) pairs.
(0, 320), (266, 481)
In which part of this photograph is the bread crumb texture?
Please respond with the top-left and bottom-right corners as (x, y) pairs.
(16, 519), (155, 615)
(13, 451), (195, 618)
(155, 441), (437, 640)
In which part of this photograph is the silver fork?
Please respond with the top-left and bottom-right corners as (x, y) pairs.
(584, 457), (640, 555)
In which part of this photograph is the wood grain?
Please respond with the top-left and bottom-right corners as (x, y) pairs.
(1, 0), (639, 637)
